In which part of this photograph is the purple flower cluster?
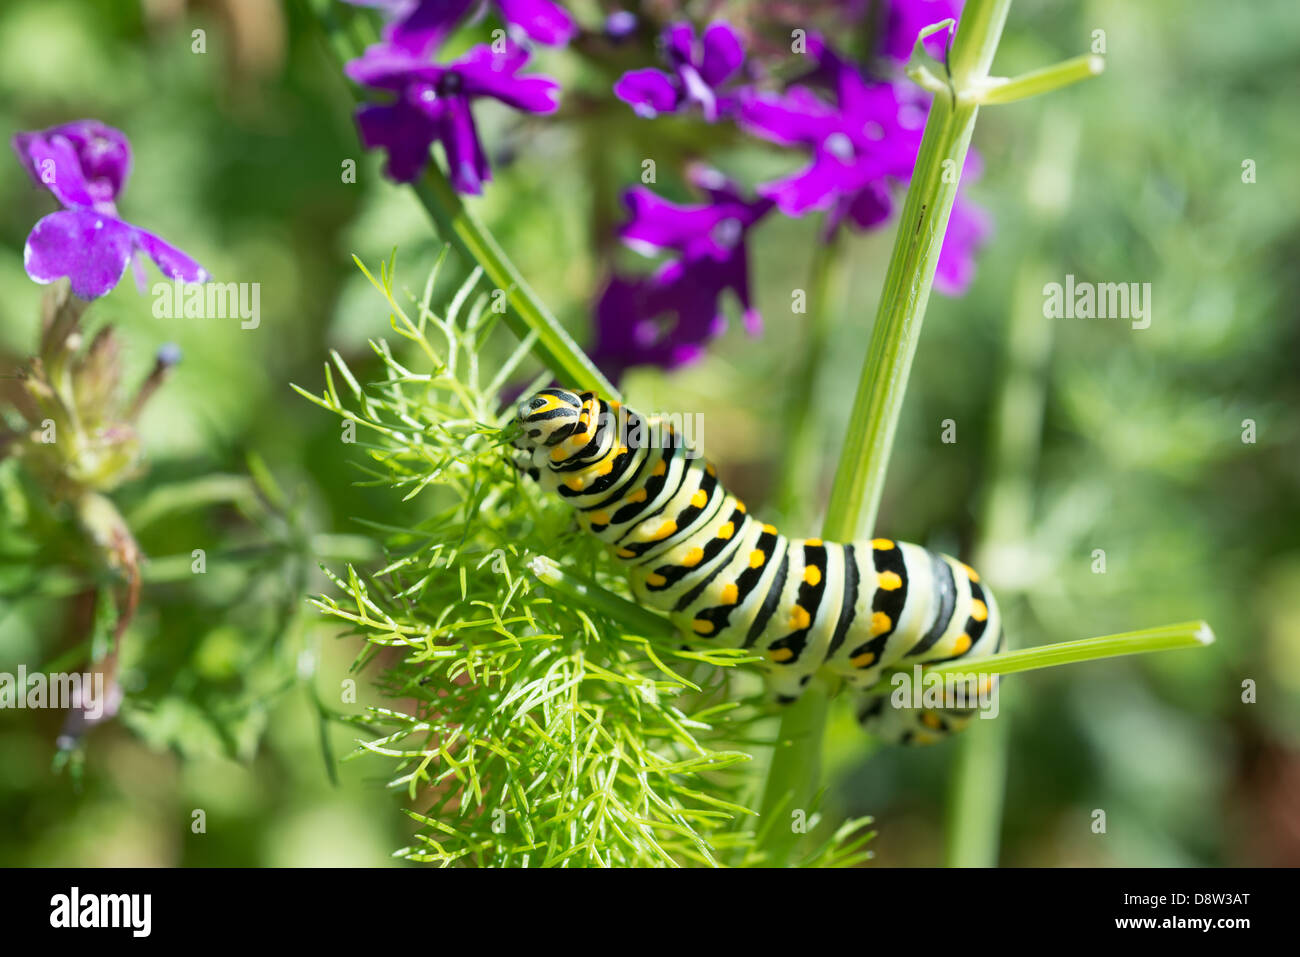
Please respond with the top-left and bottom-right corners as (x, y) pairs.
(614, 22), (747, 121)
(592, 168), (772, 380)
(345, 0), (565, 191)
(12, 121), (209, 300)
(596, 4), (989, 380)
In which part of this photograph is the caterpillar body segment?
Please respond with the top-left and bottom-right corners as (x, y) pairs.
(514, 388), (1004, 744)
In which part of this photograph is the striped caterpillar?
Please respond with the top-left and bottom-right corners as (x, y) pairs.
(513, 388), (1004, 744)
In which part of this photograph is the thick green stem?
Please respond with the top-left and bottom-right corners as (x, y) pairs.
(304, 0), (616, 397)
(754, 0), (1013, 868)
(823, 0), (1011, 543)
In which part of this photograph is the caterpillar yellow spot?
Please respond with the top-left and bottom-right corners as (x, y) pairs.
(706, 464), (716, 476)
(645, 572), (667, 587)
(962, 562), (980, 582)
(617, 547), (636, 558)
(736, 501), (747, 514)
(951, 633), (972, 655)
(806, 538), (823, 547)
(590, 511), (611, 525)
(851, 651), (876, 668)
(692, 618), (715, 635)
(565, 476), (585, 491)
(971, 598), (988, 622)
(683, 547), (705, 567)
(628, 487), (648, 503)
(652, 460), (667, 477)
(719, 583), (739, 605)
(748, 549), (766, 569)
(788, 605), (811, 630)
(690, 489), (707, 508)
(870, 611), (892, 636)
(768, 647), (794, 663)
(550, 445), (568, 462)
(652, 520), (677, 540)
(762, 524), (778, 535)
(871, 538), (895, 551)
(596, 458), (614, 476)
(717, 522), (734, 540)
(878, 570), (903, 591)
(921, 712), (943, 730)
(803, 566), (822, 587)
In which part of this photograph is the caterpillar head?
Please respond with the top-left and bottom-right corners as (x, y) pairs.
(514, 388), (586, 450)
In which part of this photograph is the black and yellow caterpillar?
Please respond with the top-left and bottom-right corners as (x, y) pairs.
(514, 388), (1004, 744)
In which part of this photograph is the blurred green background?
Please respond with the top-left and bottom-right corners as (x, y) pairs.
(1, 0), (1297, 866)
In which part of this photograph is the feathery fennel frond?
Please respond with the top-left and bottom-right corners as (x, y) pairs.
(295, 254), (796, 867)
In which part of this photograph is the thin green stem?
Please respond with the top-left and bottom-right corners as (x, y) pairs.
(967, 54), (1104, 106)
(528, 555), (676, 640)
(921, 621), (1215, 680)
(754, 0), (1013, 868)
(303, 0), (616, 397)
(944, 717), (1007, 866)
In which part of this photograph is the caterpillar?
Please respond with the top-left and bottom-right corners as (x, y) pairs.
(513, 387), (1004, 745)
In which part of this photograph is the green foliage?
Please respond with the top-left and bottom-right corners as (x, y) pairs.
(295, 257), (859, 866)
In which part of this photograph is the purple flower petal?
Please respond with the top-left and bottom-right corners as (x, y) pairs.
(355, 100), (440, 182)
(618, 188), (729, 254)
(346, 42), (445, 90)
(663, 23), (696, 69)
(23, 209), (136, 300)
(699, 22), (744, 87)
(613, 68), (681, 118)
(352, 0), (475, 55)
(496, 0), (576, 46)
(738, 87), (839, 147)
(133, 226), (211, 284)
(756, 154), (847, 216)
(12, 120), (131, 214)
(438, 98), (492, 194)
(453, 43), (560, 113)
(882, 0), (964, 63)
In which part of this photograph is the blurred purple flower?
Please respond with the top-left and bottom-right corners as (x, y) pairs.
(614, 21), (747, 121)
(740, 43), (923, 230)
(880, 0), (964, 63)
(591, 168), (773, 379)
(748, 34), (989, 293)
(347, 39), (560, 190)
(345, 0), (575, 55)
(12, 120), (209, 300)
(604, 10), (638, 41)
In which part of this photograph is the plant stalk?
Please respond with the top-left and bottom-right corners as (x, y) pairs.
(754, 0), (1014, 868)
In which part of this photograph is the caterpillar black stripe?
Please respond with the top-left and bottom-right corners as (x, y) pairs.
(513, 388), (1004, 745)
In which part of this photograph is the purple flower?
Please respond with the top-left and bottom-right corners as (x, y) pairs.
(345, 0), (575, 54)
(591, 168), (772, 379)
(604, 10), (638, 41)
(614, 21), (747, 121)
(880, 0), (964, 63)
(740, 45), (923, 231)
(347, 39), (560, 190)
(12, 120), (209, 300)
